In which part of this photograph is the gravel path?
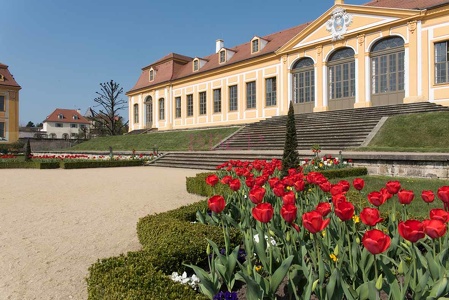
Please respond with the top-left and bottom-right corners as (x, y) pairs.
(0, 167), (206, 300)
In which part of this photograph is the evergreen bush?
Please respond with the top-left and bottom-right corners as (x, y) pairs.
(281, 101), (300, 177)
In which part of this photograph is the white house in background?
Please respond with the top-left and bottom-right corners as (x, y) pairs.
(43, 108), (90, 139)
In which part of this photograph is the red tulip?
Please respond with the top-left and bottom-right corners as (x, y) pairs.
(315, 202), (331, 217)
(208, 195), (226, 214)
(380, 188), (393, 201)
(249, 186), (266, 204)
(206, 174), (219, 186)
(360, 208), (384, 227)
(302, 210), (330, 234)
(338, 180), (350, 192)
(421, 190), (435, 203)
(430, 209), (449, 223)
(252, 203), (274, 223)
(273, 183), (286, 197)
(334, 200), (355, 221)
(282, 176), (295, 187)
(437, 186), (449, 210)
(423, 219), (447, 239)
(268, 177), (280, 188)
(282, 191), (296, 206)
(362, 229), (391, 255)
(220, 175), (232, 184)
(245, 177), (255, 188)
(281, 204), (297, 224)
(353, 178), (365, 191)
(330, 184), (344, 196)
(319, 181), (331, 192)
(255, 175), (267, 186)
(398, 220), (425, 243)
(367, 191), (387, 207)
(398, 189), (414, 205)
(386, 181), (401, 195)
(332, 194), (347, 206)
(229, 179), (241, 191)
(294, 180), (305, 192)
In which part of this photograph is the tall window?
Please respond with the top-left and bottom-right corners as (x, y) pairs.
(149, 69), (154, 81)
(229, 85), (238, 111)
(219, 51), (226, 63)
(371, 36), (405, 94)
(213, 89), (221, 113)
(0, 122), (4, 138)
(292, 58), (315, 103)
(133, 104), (139, 123)
(265, 77), (277, 106)
(246, 81), (256, 109)
(187, 94), (193, 116)
(175, 97), (181, 118)
(199, 92), (207, 115)
(145, 96), (153, 125)
(0, 95), (4, 111)
(159, 98), (165, 120)
(328, 48), (356, 99)
(435, 41), (449, 84)
(193, 60), (199, 71)
(252, 39), (259, 53)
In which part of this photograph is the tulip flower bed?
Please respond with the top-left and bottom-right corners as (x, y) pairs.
(189, 159), (449, 299)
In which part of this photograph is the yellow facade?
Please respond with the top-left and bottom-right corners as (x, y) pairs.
(127, 0), (449, 132)
(0, 64), (20, 143)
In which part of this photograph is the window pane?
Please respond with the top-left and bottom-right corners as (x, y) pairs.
(175, 97), (181, 118)
(265, 77), (276, 106)
(0, 122), (4, 138)
(0, 96), (4, 111)
(229, 85), (238, 111)
(187, 94), (193, 116)
(213, 89), (221, 113)
(199, 92), (206, 115)
(246, 81), (256, 109)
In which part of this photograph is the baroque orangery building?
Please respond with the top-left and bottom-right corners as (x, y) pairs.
(127, 0), (449, 132)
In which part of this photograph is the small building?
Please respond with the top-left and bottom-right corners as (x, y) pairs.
(43, 109), (90, 139)
(0, 63), (21, 142)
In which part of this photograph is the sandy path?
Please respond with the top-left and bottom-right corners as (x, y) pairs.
(0, 167), (206, 300)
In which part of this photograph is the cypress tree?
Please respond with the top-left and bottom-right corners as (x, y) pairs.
(25, 139), (32, 162)
(281, 101), (300, 177)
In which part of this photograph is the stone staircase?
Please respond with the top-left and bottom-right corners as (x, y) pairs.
(148, 151), (289, 170)
(214, 102), (449, 151)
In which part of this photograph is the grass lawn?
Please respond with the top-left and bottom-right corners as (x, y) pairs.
(68, 127), (241, 151)
(334, 175), (449, 220)
(357, 111), (449, 152)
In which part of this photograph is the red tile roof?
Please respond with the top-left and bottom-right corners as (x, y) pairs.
(0, 63), (21, 89)
(43, 109), (91, 124)
(128, 0), (449, 94)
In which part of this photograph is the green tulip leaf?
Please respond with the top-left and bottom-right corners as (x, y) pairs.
(426, 251), (440, 281)
(427, 277), (449, 299)
(341, 278), (357, 300)
(185, 264), (220, 299)
(236, 271), (264, 300)
(326, 268), (343, 300)
(418, 272), (430, 291)
(269, 255), (294, 294)
(356, 282), (370, 300)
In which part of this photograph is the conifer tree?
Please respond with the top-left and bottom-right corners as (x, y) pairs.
(281, 101), (300, 177)
(24, 139), (32, 162)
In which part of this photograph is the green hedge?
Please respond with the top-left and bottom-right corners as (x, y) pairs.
(87, 251), (207, 300)
(0, 161), (60, 169)
(87, 201), (240, 300)
(61, 160), (144, 169)
(317, 167), (368, 179)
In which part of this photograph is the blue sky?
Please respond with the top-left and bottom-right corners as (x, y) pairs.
(1, 0), (366, 125)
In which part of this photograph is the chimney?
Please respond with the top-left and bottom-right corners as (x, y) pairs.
(335, 0), (344, 4)
(216, 39), (224, 53)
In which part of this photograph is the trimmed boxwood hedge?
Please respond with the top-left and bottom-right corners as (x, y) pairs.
(0, 161), (60, 169)
(87, 201), (240, 300)
(61, 160), (144, 169)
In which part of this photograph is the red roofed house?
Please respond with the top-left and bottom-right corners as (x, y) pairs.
(43, 109), (90, 139)
(0, 63), (21, 142)
(127, 0), (449, 132)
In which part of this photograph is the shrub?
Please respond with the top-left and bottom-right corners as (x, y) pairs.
(61, 160), (143, 169)
(0, 161), (60, 169)
(87, 251), (207, 300)
(186, 172), (231, 197)
(281, 102), (300, 177)
(317, 167), (368, 179)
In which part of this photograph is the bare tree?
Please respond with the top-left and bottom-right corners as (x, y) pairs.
(92, 80), (128, 136)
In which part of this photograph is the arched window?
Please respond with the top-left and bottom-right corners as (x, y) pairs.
(292, 58), (315, 103)
(159, 98), (165, 120)
(328, 48), (356, 99)
(133, 104), (139, 123)
(144, 96), (153, 126)
(49, 133), (56, 139)
(370, 36), (405, 94)
(62, 133), (69, 140)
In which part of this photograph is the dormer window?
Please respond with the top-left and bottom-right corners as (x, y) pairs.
(73, 115), (79, 120)
(149, 68), (155, 81)
(57, 114), (64, 119)
(0, 74), (4, 81)
(252, 39), (259, 53)
(219, 50), (226, 63)
(251, 36), (268, 54)
(193, 59), (199, 72)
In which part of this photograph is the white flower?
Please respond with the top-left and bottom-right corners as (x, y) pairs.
(254, 234), (277, 247)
